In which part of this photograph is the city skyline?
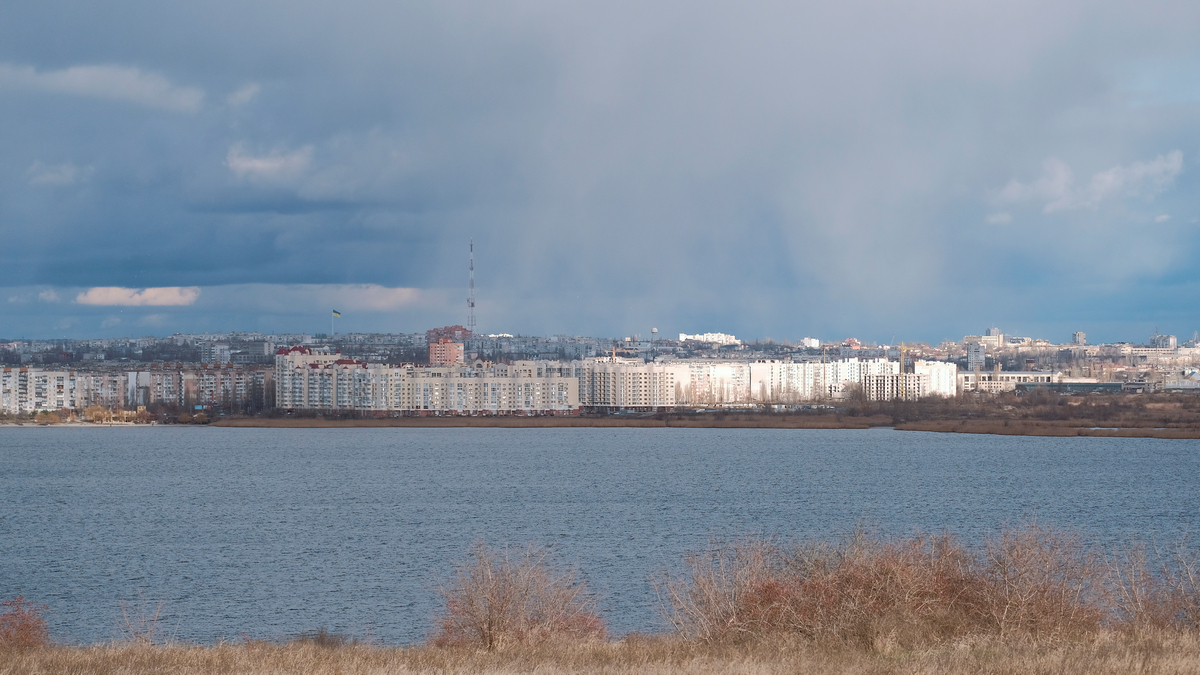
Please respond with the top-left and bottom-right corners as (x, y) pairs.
(2, 2), (1199, 342)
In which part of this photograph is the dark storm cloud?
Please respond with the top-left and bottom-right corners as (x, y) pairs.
(1, 1), (1199, 341)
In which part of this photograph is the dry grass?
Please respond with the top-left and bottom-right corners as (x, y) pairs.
(5, 633), (1200, 675)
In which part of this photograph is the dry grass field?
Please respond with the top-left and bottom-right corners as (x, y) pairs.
(5, 633), (1200, 675)
(882, 392), (1200, 438)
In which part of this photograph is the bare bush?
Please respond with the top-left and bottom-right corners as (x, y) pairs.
(1108, 539), (1200, 631)
(1171, 544), (1200, 629)
(982, 521), (1105, 638)
(431, 543), (605, 650)
(117, 598), (168, 645)
(659, 522), (1120, 647)
(0, 596), (50, 649)
(656, 533), (984, 647)
(653, 538), (775, 643)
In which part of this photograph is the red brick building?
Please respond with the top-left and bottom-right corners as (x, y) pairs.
(429, 338), (464, 366)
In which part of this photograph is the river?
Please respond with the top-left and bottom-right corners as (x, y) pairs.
(2, 426), (1197, 644)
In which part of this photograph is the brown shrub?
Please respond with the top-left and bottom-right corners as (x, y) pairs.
(657, 533), (986, 647)
(431, 543), (605, 650)
(659, 522), (1120, 647)
(981, 520), (1105, 638)
(0, 596), (50, 649)
(1108, 540), (1200, 631)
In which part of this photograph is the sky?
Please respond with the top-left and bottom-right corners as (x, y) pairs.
(2, 1), (1200, 345)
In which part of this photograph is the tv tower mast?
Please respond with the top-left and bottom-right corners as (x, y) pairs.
(467, 239), (476, 335)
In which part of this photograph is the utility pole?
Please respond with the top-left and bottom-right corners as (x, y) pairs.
(467, 239), (476, 336)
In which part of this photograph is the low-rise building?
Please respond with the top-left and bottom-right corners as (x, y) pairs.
(958, 368), (1058, 393)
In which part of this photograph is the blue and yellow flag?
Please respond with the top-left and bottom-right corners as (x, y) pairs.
(332, 310), (341, 317)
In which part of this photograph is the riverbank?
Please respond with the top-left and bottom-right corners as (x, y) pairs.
(211, 404), (1200, 437)
(895, 419), (1200, 438)
(5, 634), (1200, 675)
(11, 392), (1200, 437)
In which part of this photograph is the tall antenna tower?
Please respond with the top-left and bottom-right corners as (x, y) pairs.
(467, 239), (476, 335)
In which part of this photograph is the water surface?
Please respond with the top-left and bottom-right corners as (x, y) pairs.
(2, 426), (1197, 644)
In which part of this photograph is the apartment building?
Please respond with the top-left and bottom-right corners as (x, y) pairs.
(0, 367), (79, 413)
(748, 357), (900, 403)
(580, 357), (683, 408)
(863, 372), (929, 401)
(429, 338), (464, 366)
(913, 360), (958, 397)
(274, 346), (580, 414)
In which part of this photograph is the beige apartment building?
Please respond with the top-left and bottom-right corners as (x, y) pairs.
(274, 346), (580, 414)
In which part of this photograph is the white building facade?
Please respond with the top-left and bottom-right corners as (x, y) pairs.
(274, 346), (580, 414)
(913, 360), (958, 397)
(0, 367), (79, 413)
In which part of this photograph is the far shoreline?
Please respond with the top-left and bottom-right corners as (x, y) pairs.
(209, 413), (893, 430)
(7, 405), (1200, 438)
(204, 414), (1200, 437)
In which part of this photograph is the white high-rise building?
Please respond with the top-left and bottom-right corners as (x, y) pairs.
(913, 360), (958, 397)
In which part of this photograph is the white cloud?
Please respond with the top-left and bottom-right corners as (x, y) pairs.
(1155, 214), (1171, 223)
(27, 160), (93, 186)
(100, 317), (121, 328)
(226, 143), (313, 181)
(37, 289), (59, 302)
(76, 286), (201, 306)
(998, 157), (1076, 209)
(1084, 151), (1183, 206)
(1000, 151), (1183, 212)
(0, 63), (204, 112)
(986, 212), (1012, 224)
(227, 83), (260, 106)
